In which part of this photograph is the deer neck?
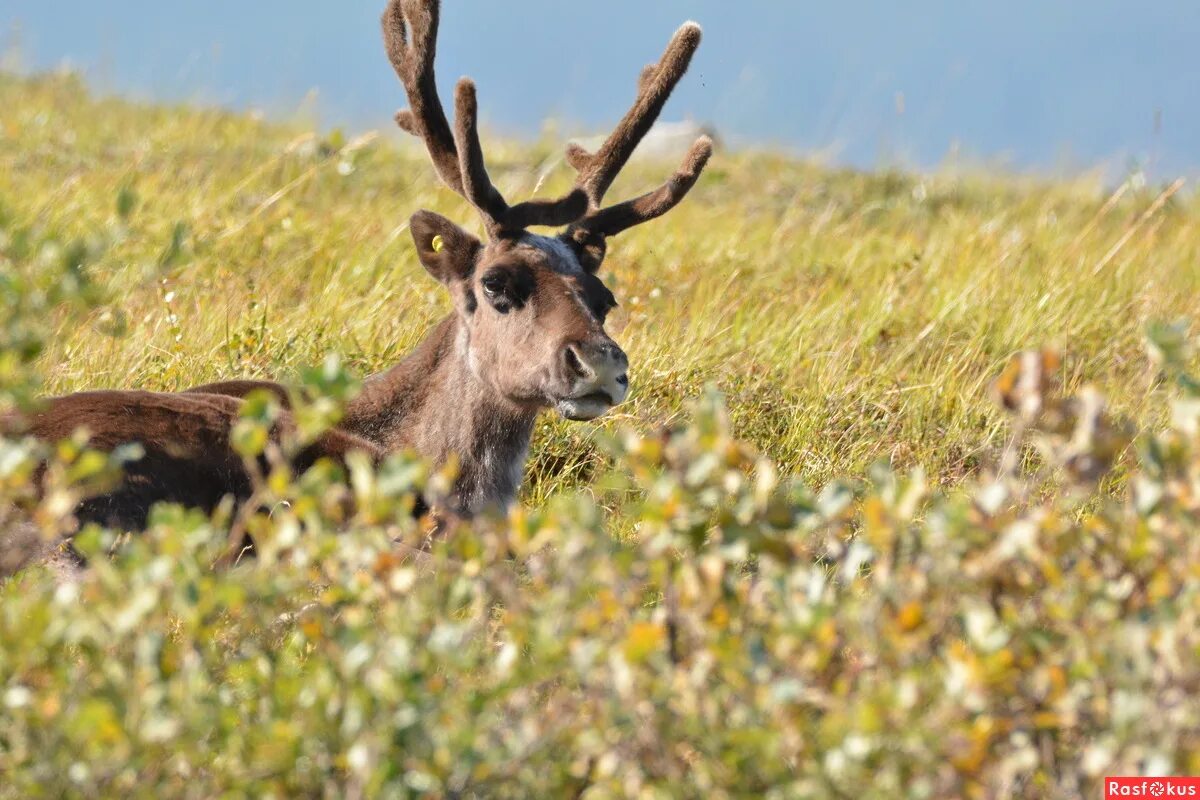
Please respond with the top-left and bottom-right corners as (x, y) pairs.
(342, 314), (537, 515)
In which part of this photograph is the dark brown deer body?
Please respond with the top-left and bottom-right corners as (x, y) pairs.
(5, 391), (382, 531)
(3, 0), (711, 563)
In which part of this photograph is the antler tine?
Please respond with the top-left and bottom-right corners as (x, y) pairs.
(574, 136), (712, 239)
(383, 0), (589, 236)
(451, 78), (507, 226)
(569, 21), (704, 210)
(381, 0), (462, 195)
(454, 79), (590, 235)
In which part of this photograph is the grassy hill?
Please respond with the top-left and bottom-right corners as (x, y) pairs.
(3, 72), (1197, 499)
(1, 74), (1198, 797)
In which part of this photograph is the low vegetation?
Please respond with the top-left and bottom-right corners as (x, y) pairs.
(1, 73), (1197, 797)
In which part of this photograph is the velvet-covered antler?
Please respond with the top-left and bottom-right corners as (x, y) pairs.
(382, 0), (586, 236)
(564, 22), (714, 241)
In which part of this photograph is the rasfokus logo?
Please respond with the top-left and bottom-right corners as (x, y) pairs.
(1105, 778), (1200, 798)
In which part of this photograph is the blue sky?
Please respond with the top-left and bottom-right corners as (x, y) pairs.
(6, 1), (1198, 179)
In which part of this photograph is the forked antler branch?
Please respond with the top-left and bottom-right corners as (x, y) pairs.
(565, 22), (714, 239)
(382, 0), (709, 242)
(382, 0), (586, 236)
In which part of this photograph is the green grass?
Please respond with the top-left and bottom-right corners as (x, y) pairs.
(2, 71), (1197, 501)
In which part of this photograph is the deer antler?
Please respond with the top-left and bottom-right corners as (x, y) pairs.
(565, 22), (714, 240)
(382, 0), (586, 236)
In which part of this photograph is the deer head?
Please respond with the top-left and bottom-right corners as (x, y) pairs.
(382, 0), (712, 422)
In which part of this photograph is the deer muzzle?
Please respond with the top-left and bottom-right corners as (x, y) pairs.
(556, 340), (629, 421)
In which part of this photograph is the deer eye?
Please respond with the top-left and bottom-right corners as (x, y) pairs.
(481, 274), (507, 299)
(480, 269), (517, 313)
(480, 266), (533, 313)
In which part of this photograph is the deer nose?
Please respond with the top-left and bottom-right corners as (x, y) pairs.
(563, 344), (592, 379)
(563, 340), (630, 401)
(601, 342), (629, 369)
(565, 341), (627, 375)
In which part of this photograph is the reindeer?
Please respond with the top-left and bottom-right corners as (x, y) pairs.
(188, 0), (710, 512)
(1, 0), (711, 562)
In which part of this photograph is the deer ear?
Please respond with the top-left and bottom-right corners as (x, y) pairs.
(410, 210), (481, 284)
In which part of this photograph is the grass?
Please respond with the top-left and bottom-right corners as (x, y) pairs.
(2, 71), (1197, 502)
(4, 71), (1200, 797)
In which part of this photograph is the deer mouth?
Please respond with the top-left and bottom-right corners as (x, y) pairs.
(555, 390), (615, 421)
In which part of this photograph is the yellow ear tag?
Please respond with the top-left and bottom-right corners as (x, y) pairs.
(431, 234), (445, 253)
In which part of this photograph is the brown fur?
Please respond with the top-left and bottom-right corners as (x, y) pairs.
(190, 247), (619, 515)
(4, 391), (382, 531)
(3, 0), (710, 574)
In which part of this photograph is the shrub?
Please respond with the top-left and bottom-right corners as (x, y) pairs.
(1, 346), (1199, 797)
